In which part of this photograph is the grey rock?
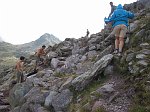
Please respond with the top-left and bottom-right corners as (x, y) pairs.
(136, 54), (147, 59)
(140, 49), (150, 55)
(0, 105), (10, 112)
(59, 77), (73, 91)
(88, 36), (102, 44)
(80, 55), (87, 62)
(96, 44), (101, 50)
(130, 20), (140, 32)
(87, 50), (97, 59)
(60, 46), (72, 52)
(75, 61), (94, 75)
(97, 45), (114, 59)
(137, 60), (148, 66)
(26, 92), (47, 105)
(47, 51), (58, 59)
(72, 54), (113, 91)
(89, 45), (97, 51)
(96, 84), (115, 95)
(28, 104), (42, 112)
(21, 87), (40, 103)
(129, 65), (140, 74)
(126, 53), (135, 62)
(9, 80), (33, 108)
(52, 89), (73, 111)
(51, 58), (60, 69)
(135, 29), (145, 38)
(37, 107), (50, 112)
(140, 43), (149, 49)
(104, 65), (114, 76)
(44, 91), (58, 108)
(65, 54), (81, 69)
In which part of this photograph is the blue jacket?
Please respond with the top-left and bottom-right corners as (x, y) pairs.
(104, 4), (134, 27)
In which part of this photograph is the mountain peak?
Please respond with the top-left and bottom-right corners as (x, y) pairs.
(37, 33), (61, 44)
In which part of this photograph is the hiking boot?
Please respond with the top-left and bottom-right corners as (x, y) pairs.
(113, 49), (118, 54)
(117, 52), (122, 57)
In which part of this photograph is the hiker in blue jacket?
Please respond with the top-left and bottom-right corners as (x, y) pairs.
(105, 4), (134, 56)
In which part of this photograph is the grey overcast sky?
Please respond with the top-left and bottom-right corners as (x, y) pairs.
(0, 0), (137, 45)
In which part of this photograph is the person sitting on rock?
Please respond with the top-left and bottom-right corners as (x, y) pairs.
(105, 4), (134, 56)
(15, 56), (25, 83)
(35, 45), (47, 66)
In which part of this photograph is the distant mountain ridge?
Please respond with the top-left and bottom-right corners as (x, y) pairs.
(18, 33), (61, 54)
(0, 33), (61, 71)
(0, 41), (17, 58)
(0, 33), (61, 58)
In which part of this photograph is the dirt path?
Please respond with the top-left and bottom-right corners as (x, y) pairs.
(99, 74), (132, 112)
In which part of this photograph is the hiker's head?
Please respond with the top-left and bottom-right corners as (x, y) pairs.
(20, 56), (25, 61)
(110, 2), (113, 6)
(42, 45), (46, 49)
(117, 4), (123, 9)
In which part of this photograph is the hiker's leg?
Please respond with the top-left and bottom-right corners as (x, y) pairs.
(119, 25), (127, 52)
(115, 37), (119, 50)
(21, 72), (24, 83)
(112, 25), (120, 51)
(17, 72), (21, 83)
(119, 37), (124, 52)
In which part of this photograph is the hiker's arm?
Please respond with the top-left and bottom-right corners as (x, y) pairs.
(42, 50), (47, 56)
(128, 11), (134, 19)
(109, 12), (116, 21)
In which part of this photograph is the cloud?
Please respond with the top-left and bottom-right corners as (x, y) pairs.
(0, 36), (3, 42)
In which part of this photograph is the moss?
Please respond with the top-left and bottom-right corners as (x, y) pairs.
(91, 56), (97, 62)
(93, 107), (106, 112)
(54, 72), (77, 78)
(129, 105), (150, 112)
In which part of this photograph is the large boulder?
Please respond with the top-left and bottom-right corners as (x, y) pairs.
(52, 89), (73, 112)
(9, 80), (33, 108)
(72, 54), (113, 91)
(44, 91), (58, 108)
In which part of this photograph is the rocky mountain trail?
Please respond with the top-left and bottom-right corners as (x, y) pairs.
(0, 0), (150, 112)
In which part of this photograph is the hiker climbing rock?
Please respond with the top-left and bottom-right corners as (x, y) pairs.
(105, 4), (134, 56)
(35, 45), (47, 66)
(15, 56), (25, 83)
(108, 2), (116, 18)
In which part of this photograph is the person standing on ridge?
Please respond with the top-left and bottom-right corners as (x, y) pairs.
(108, 2), (116, 18)
(86, 29), (90, 37)
(15, 56), (25, 83)
(105, 4), (134, 56)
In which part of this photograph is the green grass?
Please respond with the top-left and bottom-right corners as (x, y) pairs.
(69, 77), (107, 112)
(93, 107), (106, 112)
(129, 105), (150, 112)
(54, 72), (77, 78)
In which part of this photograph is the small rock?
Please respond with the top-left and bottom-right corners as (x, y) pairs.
(126, 53), (135, 62)
(140, 43), (149, 49)
(96, 84), (115, 95)
(136, 54), (146, 59)
(137, 60), (148, 66)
